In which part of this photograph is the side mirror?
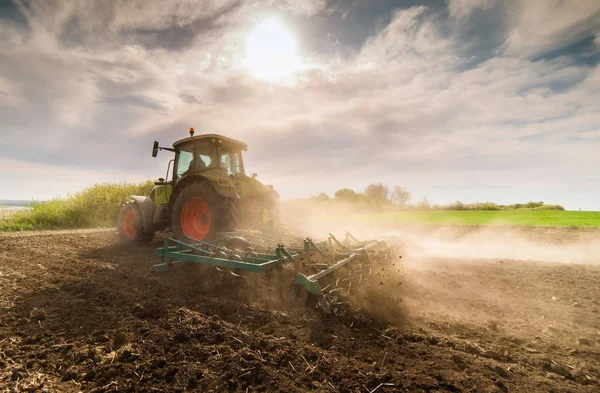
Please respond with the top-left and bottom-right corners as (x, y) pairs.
(152, 141), (159, 157)
(252, 173), (257, 178)
(158, 178), (164, 182)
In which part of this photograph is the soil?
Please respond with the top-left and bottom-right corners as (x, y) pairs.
(1, 227), (599, 393)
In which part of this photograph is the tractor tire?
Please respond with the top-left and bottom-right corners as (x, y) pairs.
(171, 182), (237, 241)
(117, 202), (151, 243)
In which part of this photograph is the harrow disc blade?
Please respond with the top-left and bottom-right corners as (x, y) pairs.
(287, 283), (309, 308)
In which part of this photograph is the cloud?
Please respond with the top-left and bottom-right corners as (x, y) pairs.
(448, 0), (600, 59)
(448, 0), (499, 21)
(1, 0), (600, 209)
(503, 0), (600, 58)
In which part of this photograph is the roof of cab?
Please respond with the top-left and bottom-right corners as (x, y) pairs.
(172, 134), (248, 150)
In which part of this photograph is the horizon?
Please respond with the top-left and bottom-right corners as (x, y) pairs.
(1, 0), (599, 210)
(0, 193), (593, 212)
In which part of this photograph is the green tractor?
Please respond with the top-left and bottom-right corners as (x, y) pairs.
(118, 128), (280, 243)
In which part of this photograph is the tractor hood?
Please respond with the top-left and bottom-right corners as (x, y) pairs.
(237, 175), (280, 199)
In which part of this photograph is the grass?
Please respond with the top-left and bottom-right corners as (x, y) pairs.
(0, 209), (20, 221)
(360, 210), (600, 227)
(0, 181), (154, 231)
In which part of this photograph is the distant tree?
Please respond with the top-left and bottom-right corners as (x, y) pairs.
(355, 193), (369, 204)
(334, 188), (357, 203)
(448, 200), (466, 211)
(364, 183), (390, 203)
(416, 197), (430, 210)
(390, 186), (411, 206)
(313, 193), (330, 203)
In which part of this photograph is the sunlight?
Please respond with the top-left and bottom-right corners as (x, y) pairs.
(246, 18), (301, 80)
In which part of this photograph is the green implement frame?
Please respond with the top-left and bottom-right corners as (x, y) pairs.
(155, 232), (399, 300)
(155, 236), (297, 273)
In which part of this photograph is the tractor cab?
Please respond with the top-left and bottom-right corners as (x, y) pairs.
(172, 133), (247, 182)
(150, 127), (277, 204)
(151, 129), (253, 203)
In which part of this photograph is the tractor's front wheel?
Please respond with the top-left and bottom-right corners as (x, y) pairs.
(117, 202), (150, 243)
(171, 183), (234, 241)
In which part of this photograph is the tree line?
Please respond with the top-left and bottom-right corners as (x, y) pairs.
(312, 183), (411, 206)
(310, 183), (564, 211)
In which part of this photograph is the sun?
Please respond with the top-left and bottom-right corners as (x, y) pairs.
(246, 18), (301, 80)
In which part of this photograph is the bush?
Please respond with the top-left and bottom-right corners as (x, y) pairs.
(448, 201), (467, 211)
(364, 183), (390, 203)
(433, 201), (553, 211)
(1, 181), (154, 231)
(533, 204), (565, 211)
(334, 188), (358, 203)
(312, 193), (330, 203)
(470, 203), (502, 210)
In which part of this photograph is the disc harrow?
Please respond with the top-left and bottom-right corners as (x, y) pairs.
(155, 231), (401, 313)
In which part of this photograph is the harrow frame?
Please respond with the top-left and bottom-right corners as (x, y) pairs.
(155, 236), (298, 273)
(155, 232), (399, 309)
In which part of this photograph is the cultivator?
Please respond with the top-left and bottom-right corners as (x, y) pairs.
(156, 230), (401, 314)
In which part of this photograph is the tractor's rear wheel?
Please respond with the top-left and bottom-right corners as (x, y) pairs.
(117, 202), (150, 243)
(171, 182), (236, 241)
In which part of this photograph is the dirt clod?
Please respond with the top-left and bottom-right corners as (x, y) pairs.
(112, 333), (127, 349)
(172, 331), (189, 343)
(61, 368), (78, 382)
(496, 380), (509, 392)
(493, 365), (510, 378)
(451, 354), (467, 369)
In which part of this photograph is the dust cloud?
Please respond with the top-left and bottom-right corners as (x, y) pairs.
(397, 226), (600, 265)
(279, 200), (600, 333)
(281, 200), (600, 265)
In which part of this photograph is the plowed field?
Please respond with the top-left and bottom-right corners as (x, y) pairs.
(1, 228), (599, 392)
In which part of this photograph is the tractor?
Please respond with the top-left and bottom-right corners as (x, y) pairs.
(117, 128), (280, 243)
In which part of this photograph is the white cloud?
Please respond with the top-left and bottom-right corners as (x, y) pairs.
(448, 0), (499, 20)
(503, 0), (600, 58)
(449, 0), (600, 58)
(1, 0), (600, 209)
(284, 0), (328, 17)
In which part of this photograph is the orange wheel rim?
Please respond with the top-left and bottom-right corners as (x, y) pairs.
(181, 197), (211, 240)
(123, 210), (137, 238)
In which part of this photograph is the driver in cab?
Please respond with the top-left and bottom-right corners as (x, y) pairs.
(184, 152), (217, 175)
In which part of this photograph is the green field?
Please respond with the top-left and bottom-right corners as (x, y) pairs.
(361, 210), (600, 227)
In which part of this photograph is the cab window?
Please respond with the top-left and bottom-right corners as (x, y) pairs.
(175, 139), (218, 178)
(219, 147), (243, 176)
(196, 139), (217, 170)
(176, 147), (193, 178)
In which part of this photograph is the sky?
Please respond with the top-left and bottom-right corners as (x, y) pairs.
(0, 0), (599, 210)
